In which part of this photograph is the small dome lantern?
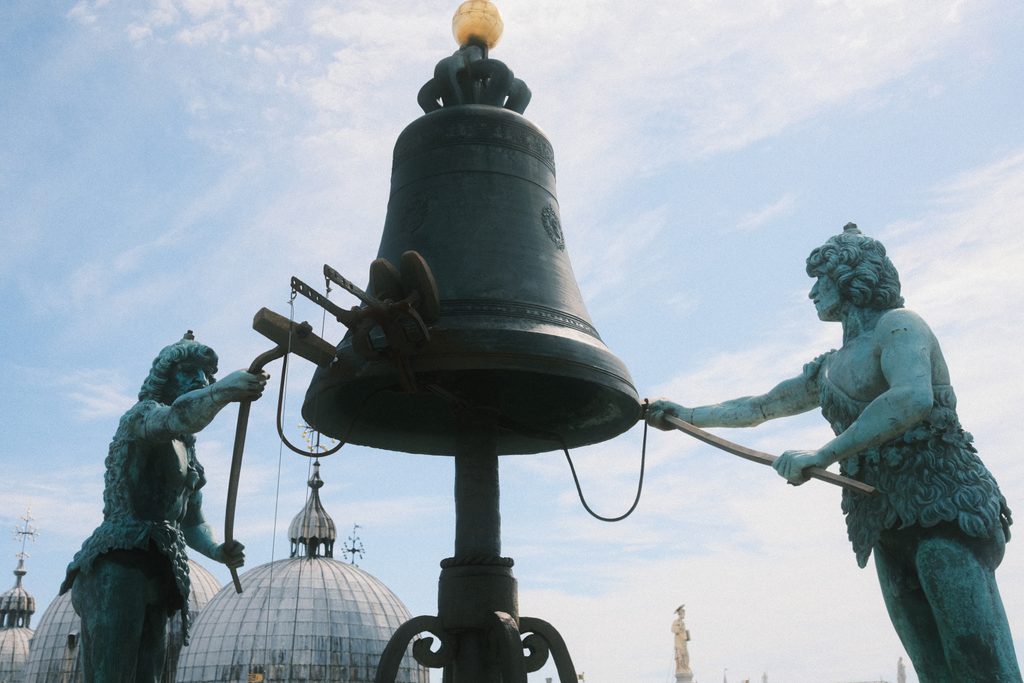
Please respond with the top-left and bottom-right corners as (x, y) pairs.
(288, 461), (337, 558)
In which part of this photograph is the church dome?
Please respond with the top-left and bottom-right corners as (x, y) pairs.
(0, 626), (32, 683)
(175, 464), (428, 683)
(23, 561), (220, 683)
(1, 559), (35, 683)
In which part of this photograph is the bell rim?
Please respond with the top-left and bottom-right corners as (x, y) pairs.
(302, 328), (641, 456)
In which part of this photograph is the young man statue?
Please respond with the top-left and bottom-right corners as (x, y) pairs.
(60, 332), (268, 683)
(647, 224), (1019, 682)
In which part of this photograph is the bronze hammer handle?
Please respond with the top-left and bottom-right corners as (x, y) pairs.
(662, 414), (876, 496)
(224, 347), (287, 593)
(224, 308), (338, 593)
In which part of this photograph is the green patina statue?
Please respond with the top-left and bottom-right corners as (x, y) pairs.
(648, 224), (1020, 682)
(60, 333), (267, 683)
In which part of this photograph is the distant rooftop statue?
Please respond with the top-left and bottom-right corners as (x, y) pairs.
(671, 605), (692, 682)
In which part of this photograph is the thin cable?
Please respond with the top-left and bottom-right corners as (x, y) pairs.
(276, 281), (343, 456)
(275, 353), (344, 457)
(276, 360), (395, 458)
(260, 295), (295, 668)
(478, 398), (649, 523)
(310, 276), (332, 454)
(261, 397), (286, 666)
(281, 297), (308, 679)
(561, 412), (647, 522)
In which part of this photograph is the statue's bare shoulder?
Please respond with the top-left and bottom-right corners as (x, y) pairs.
(874, 308), (934, 340)
(873, 308), (951, 386)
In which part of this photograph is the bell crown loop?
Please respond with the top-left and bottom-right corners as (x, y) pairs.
(417, 43), (532, 115)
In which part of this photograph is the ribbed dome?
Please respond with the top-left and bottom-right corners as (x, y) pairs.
(23, 560), (221, 683)
(288, 462), (337, 559)
(177, 466), (427, 683)
(0, 626), (33, 683)
(175, 558), (427, 683)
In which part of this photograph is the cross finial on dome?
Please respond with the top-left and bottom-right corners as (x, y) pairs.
(12, 505), (37, 562)
(3, 507), (36, 629)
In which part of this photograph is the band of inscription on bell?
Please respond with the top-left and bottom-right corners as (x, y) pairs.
(393, 110), (556, 172)
(439, 299), (599, 339)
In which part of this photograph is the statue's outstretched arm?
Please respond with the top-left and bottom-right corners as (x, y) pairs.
(181, 489), (245, 568)
(774, 312), (934, 483)
(142, 370), (268, 441)
(647, 374), (820, 431)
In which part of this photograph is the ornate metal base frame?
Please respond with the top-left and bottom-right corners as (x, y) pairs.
(374, 609), (577, 683)
(374, 420), (578, 683)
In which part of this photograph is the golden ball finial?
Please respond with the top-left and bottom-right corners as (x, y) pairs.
(452, 0), (504, 50)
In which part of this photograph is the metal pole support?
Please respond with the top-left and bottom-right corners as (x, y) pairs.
(373, 415), (579, 683)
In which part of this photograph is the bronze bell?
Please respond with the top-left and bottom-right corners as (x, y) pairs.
(303, 44), (640, 455)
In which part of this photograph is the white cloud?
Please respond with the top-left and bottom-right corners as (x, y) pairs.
(65, 385), (136, 420)
(71, 0), (993, 202)
(67, 1), (98, 25)
(122, 0), (284, 44)
(573, 205), (669, 320)
(0, 460), (107, 541)
(650, 322), (838, 408)
(731, 193), (798, 233)
(67, 0), (111, 24)
(511, 0), (986, 181)
(54, 370), (136, 420)
(518, 538), (899, 683)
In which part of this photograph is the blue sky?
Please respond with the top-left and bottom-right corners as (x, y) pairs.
(3, 1), (1024, 682)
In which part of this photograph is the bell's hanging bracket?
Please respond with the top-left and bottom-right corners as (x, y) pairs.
(291, 251), (440, 393)
(417, 42), (531, 114)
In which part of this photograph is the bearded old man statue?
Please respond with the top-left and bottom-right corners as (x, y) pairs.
(61, 333), (267, 683)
